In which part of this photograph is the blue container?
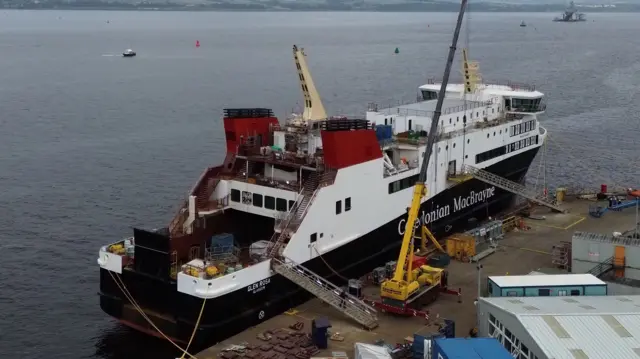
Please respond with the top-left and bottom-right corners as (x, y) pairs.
(211, 233), (234, 249)
(412, 319), (455, 359)
(375, 125), (393, 141)
(311, 317), (331, 349)
(413, 333), (444, 359)
(432, 338), (512, 359)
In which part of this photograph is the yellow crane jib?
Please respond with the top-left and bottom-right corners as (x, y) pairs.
(380, 0), (468, 305)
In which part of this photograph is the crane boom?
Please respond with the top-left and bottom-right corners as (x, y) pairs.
(389, 0), (468, 285)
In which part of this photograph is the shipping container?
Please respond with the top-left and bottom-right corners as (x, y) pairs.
(412, 320), (454, 359)
(375, 125), (393, 141)
(431, 338), (512, 359)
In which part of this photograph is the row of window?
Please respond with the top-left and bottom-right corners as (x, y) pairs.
(335, 197), (352, 214)
(230, 189), (294, 212)
(475, 135), (539, 164)
(509, 120), (536, 137)
(488, 315), (538, 359)
(505, 135), (539, 154)
(388, 174), (419, 194)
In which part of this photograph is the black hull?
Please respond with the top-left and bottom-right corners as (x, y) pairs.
(99, 147), (539, 350)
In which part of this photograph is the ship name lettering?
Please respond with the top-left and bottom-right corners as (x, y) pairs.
(247, 278), (271, 294)
(397, 186), (496, 235)
(453, 187), (496, 212)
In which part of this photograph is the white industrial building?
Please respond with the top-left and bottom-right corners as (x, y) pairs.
(477, 295), (640, 359)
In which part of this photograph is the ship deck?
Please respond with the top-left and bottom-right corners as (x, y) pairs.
(194, 197), (639, 359)
(377, 98), (468, 118)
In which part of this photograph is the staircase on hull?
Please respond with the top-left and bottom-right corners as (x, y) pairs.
(454, 164), (566, 213)
(267, 170), (335, 257)
(272, 257), (378, 329)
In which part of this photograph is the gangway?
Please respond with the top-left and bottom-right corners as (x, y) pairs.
(460, 164), (566, 213)
(271, 257), (379, 330)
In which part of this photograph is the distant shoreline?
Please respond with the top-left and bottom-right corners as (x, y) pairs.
(2, 3), (640, 12)
(2, 7), (640, 13)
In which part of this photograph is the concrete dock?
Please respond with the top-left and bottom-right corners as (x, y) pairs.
(195, 197), (639, 359)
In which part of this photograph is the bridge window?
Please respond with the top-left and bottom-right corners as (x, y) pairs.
(289, 200), (295, 210)
(230, 189), (240, 202)
(265, 196), (275, 210)
(336, 200), (342, 214)
(276, 198), (287, 212)
(345, 197), (351, 211)
(310, 232), (317, 243)
(421, 90), (438, 100)
(253, 193), (263, 207)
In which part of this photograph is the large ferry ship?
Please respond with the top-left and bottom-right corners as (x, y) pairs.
(97, 44), (548, 348)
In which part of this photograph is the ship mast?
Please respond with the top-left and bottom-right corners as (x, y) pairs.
(292, 45), (327, 122)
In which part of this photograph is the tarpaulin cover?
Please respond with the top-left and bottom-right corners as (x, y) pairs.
(354, 343), (392, 359)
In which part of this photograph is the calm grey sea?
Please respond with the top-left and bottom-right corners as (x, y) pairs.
(0, 9), (639, 359)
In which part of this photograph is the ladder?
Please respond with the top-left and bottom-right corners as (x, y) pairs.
(587, 257), (614, 278)
(461, 164), (566, 213)
(271, 257), (378, 329)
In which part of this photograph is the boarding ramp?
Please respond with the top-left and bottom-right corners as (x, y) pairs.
(460, 164), (566, 213)
(271, 257), (378, 329)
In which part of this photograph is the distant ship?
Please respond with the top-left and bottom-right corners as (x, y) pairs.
(553, 1), (586, 22)
(520, 21), (526, 27)
(122, 49), (136, 57)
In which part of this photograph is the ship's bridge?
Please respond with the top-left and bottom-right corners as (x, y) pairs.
(419, 80), (546, 115)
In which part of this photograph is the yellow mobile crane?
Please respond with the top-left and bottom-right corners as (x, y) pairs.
(378, 0), (467, 314)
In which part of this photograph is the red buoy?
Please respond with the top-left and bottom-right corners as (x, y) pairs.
(196, 40), (200, 48)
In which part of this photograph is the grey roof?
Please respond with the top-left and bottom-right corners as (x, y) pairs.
(481, 296), (640, 359)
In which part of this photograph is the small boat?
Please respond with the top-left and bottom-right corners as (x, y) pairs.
(123, 49), (136, 57)
(520, 21), (526, 27)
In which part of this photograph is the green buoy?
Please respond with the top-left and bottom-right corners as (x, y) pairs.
(394, 47), (399, 54)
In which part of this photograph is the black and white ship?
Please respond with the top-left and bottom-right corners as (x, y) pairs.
(97, 42), (548, 349)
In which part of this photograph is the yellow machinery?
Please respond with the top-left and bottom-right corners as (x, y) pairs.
(380, 0), (468, 305)
(445, 233), (476, 262)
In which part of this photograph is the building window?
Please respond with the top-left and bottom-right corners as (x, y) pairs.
(276, 198), (287, 212)
(336, 200), (342, 214)
(230, 189), (240, 202)
(252, 193), (263, 207)
(345, 197), (351, 211)
(310, 232), (317, 243)
(265, 196), (275, 210)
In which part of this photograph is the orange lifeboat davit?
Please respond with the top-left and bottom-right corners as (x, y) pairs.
(196, 40), (200, 48)
(629, 189), (640, 198)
